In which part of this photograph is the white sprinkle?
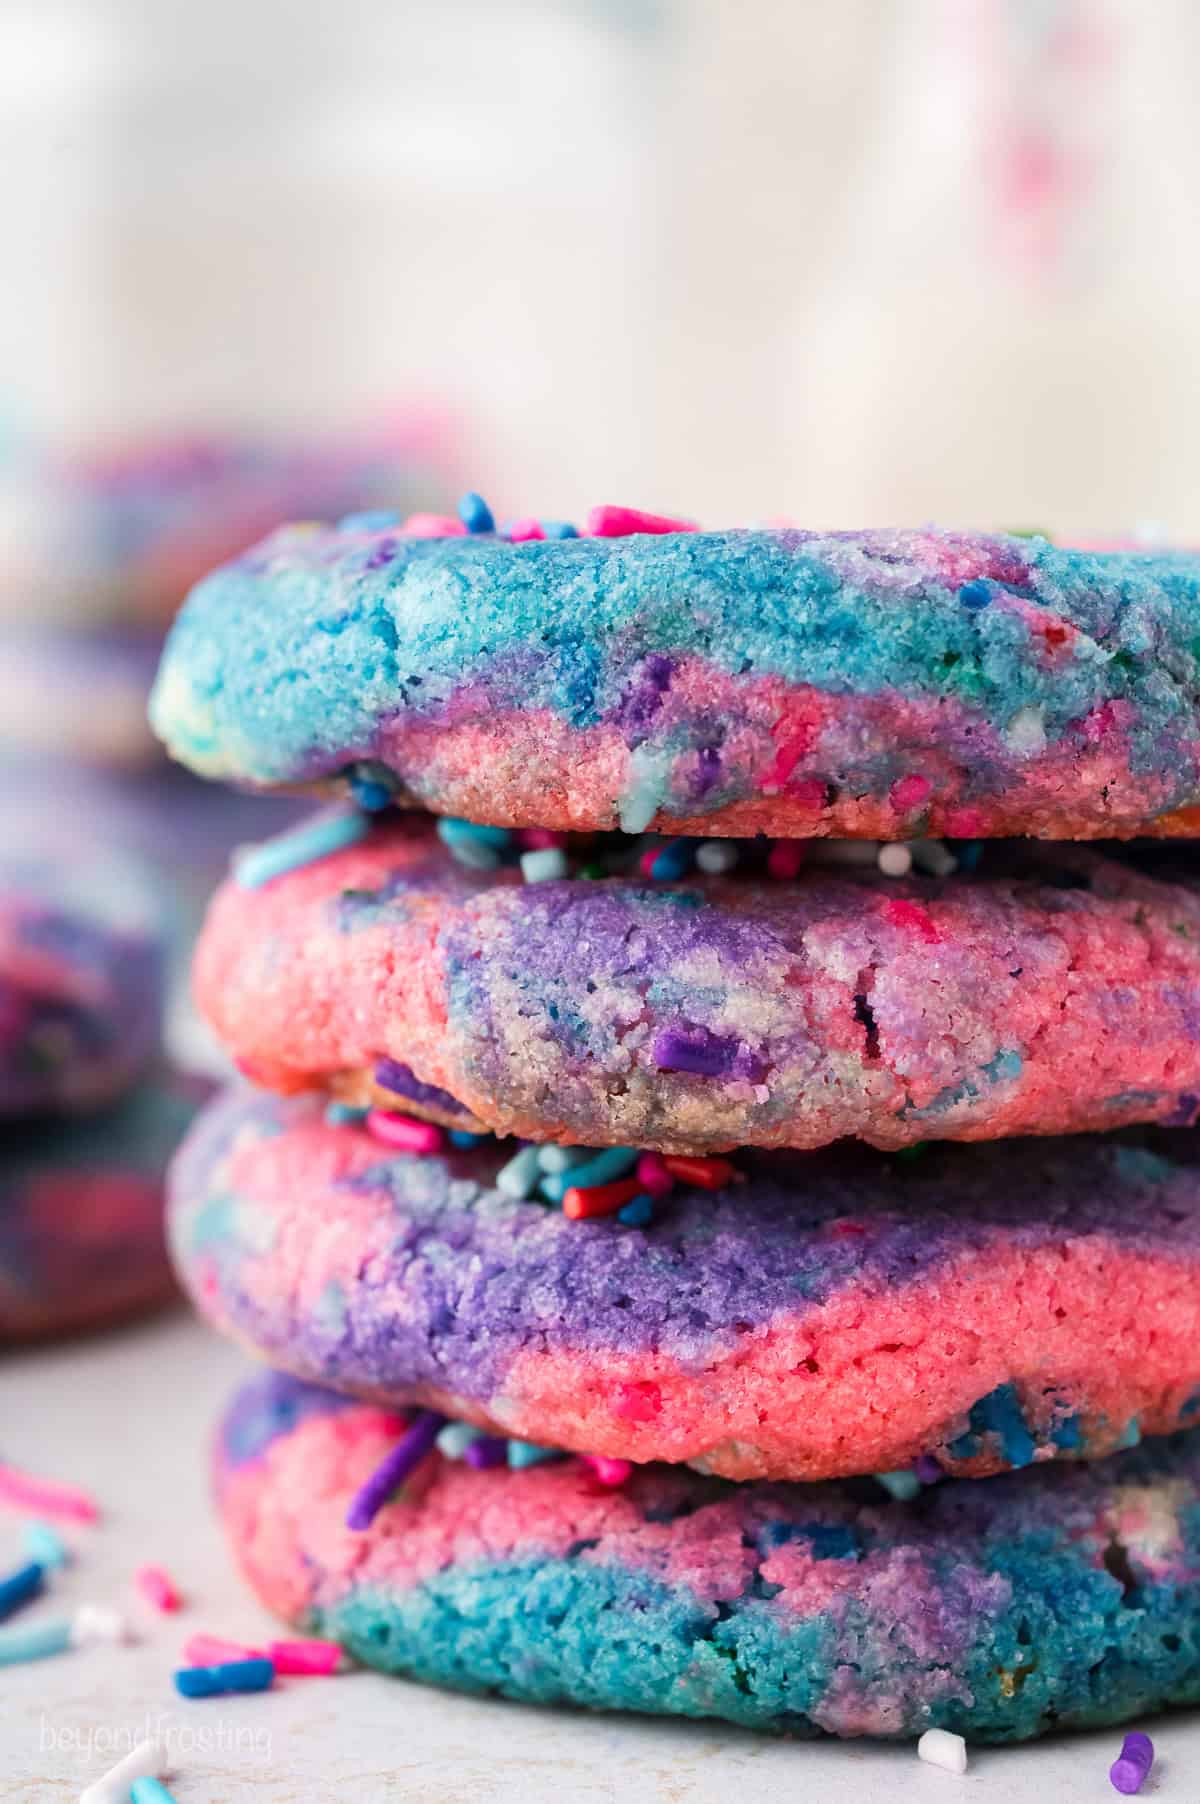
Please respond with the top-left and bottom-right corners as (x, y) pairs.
(78, 1737), (166, 1804)
(495, 1145), (543, 1199)
(877, 844), (913, 878)
(917, 1728), (968, 1774)
(521, 848), (568, 883)
(695, 840), (739, 874)
(1004, 704), (1046, 756)
(70, 1605), (130, 1647)
(909, 839), (958, 878)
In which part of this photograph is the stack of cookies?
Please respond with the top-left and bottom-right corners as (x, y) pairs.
(153, 502), (1200, 1743)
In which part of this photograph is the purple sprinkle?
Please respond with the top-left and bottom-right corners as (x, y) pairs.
(652, 1025), (764, 1082)
(345, 1411), (445, 1531)
(374, 1058), (472, 1120)
(463, 1436), (509, 1471)
(1110, 1730), (1154, 1794)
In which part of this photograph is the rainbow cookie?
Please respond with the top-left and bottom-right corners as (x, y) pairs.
(1, 1067), (208, 1340)
(216, 1368), (1200, 1741)
(193, 815), (1200, 1154)
(150, 512), (1200, 840)
(0, 829), (164, 1115)
(172, 1085), (1200, 1482)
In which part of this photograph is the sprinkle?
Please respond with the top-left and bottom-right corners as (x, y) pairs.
(496, 1145), (543, 1198)
(910, 838), (958, 878)
(401, 512), (467, 537)
(269, 1638), (341, 1676)
(956, 839), (984, 872)
(325, 1102), (367, 1126)
(463, 1436), (509, 1470)
(507, 517), (545, 542)
(661, 1154), (738, 1190)
(22, 1522), (69, 1569)
(540, 1146), (638, 1203)
(458, 492), (496, 534)
(345, 1411), (446, 1531)
(78, 1739), (167, 1804)
(519, 828), (566, 850)
(339, 509), (402, 532)
(874, 1470), (921, 1502)
(521, 848), (568, 883)
(877, 843), (912, 877)
(562, 1177), (642, 1220)
(365, 1111), (445, 1155)
(507, 1440), (562, 1468)
(70, 1604), (129, 1646)
(184, 1633), (256, 1666)
(449, 1129), (486, 1147)
(348, 769), (396, 812)
(436, 817), (511, 869)
(0, 1460), (99, 1523)
(653, 1026), (741, 1077)
(0, 1604), (126, 1667)
(917, 1728), (968, 1774)
(617, 1194), (655, 1228)
(1109, 1731), (1154, 1794)
(435, 1423), (482, 1461)
(174, 1657), (274, 1698)
(135, 1565), (181, 1613)
(636, 1151), (675, 1196)
(130, 1781), (181, 1804)
(958, 580), (991, 609)
(580, 1454), (633, 1486)
(767, 840), (806, 880)
(541, 521), (580, 539)
(234, 812), (369, 889)
(537, 1145), (590, 1174)
(914, 1454), (943, 1484)
(0, 1559), (43, 1620)
(586, 505), (698, 537)
(694, 840), (739, 874)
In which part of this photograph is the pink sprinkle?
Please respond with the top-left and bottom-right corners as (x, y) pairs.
(507, 518), (545, 542)
(400, 513), (467, 538)
(518, 828), (566, 850)
(580, 1454), (633, 1486)
(0, 1461), (99, 1524)
(767, 840), (807, 880)
(884, 897), (942, 944)
(638, 848), (659, 879)
(365, 1110), (446, 1154)
(890, 774), (932, 812)
(636, 1152), (674, 1197)
(185, 1633), (256, 1666)
(269, 1639), (342, 1676)
(136, 1564), (182, 1613)
(585, 505), (698, 538)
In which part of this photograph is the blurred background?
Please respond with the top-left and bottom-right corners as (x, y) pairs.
(2, 0), (1198, 555)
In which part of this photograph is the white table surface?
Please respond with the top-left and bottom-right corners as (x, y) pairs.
(0, 1308), (1190, 1801)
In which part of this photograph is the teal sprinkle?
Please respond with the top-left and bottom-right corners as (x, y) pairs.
(449, 1129), (487, 1148)
(617, 1194), (655, 1228)
(436, 818), (512, 849)
(234, 812), (369, 889)
(874, 1470), (921, 1502)
(21, 1523), (68, 1570)
(0, 1617), (71, 1665)
(325, 1103), (367, 1126)
(539, 1146), (639, 1203)
(507, 1440), (564, 1469)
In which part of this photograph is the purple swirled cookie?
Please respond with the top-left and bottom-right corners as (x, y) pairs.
(216, 1367), (1200, 1741)
(0, 825), (164, 1115)
(193, 815), (1200, 1154)
(2, 1066), (209, 1340)
(150, 507), (1200, 840)
(171, 1085), (1200, 1483)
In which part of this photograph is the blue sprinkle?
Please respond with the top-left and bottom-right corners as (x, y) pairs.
(0, 1561), (43, 1621)
(874, 1470), (921, 1502)
(541, 521), (580, 539)
(958, 580), (991, 610)
(174, 1657), (275, 1698)
(234, 812), (370, 889)
(349, 773), (395, 812)
(507, 1440), (565, 1469)
(339, 509), (402, 532)
(649, 839), (693, 881)
(458, 492), (496, 535)
(617, 1194), (655, 1228)
(956, 839), (984, 872)
(325, 1102), (367, 1126)
(21, 1523), (68, 1570)
(449, 1129), (487, 1148)
(539, 1146), (638, 1203)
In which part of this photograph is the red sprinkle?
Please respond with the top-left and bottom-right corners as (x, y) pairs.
(766, 840), (806, 880)
(635, 1152), (675, 1197)
(661, 1154), (738, 1190)
(136, 1564), (182, 1613)
(585, 505), (698, 538)
(366, 1111), (446, 1154)
(562, 1177), (643, 1220)
(884, 897), (942, 944)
